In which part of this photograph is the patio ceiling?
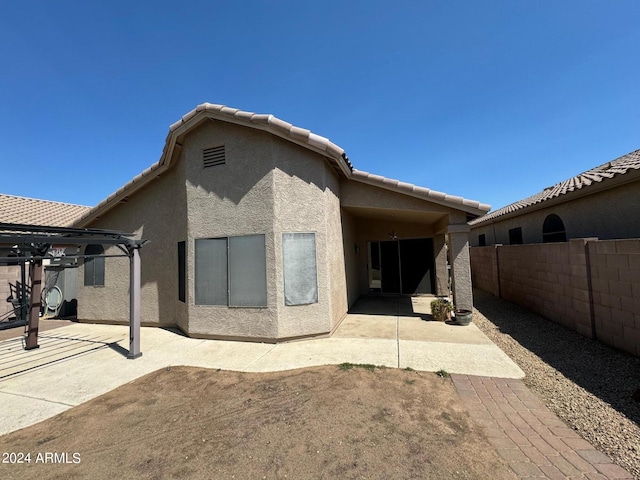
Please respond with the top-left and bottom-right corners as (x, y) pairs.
(342, 205), (446, 225)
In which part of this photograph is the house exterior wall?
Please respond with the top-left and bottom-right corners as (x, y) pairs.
(183, 121), (347, 340)
(77, 155), (187, 327)
(470, 239), (640, 357)
(341, 208), (360, 309)
(184, 121), (278, 339)
(471, 180), (640, 246)
(271, 136), (346, 338)
(341, 181), (451, 215)
(73, 116), (481, 341)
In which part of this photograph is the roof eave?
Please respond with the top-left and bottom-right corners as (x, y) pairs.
(75, 104), (353, 228)
(470, 167), (640, 228)
(350, 169), (491, 216)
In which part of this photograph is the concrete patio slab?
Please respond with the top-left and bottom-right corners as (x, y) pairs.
(398, 319), (494, 344)
(399, 340), (525, 378)
(245, 338), (399, 372)
(0, 296), (525, 435)
(332, 314), (398, 339)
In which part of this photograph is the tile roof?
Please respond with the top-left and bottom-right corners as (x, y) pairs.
(75, 103), (354, 226)
(0, 194), (90, 227)
(75, 103), (490, 226)
(470, 148), (640, 226)
(174, 103), (353, 172)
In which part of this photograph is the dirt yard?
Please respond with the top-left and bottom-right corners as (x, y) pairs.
(0, 365), (516, 479)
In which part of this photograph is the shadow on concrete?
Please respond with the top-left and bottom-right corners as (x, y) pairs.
(107, 342), (130, 358)
(160, 326), (189, 337)
(348, 295), (433, 321)
(0, 318), (27, 331)
(0, 333), (122, 381)
(473, 289), (640, 425)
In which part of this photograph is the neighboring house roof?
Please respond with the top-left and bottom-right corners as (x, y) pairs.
(0, 193), (90, 227)
(470, 148), (640, 226)
(75, 103), (489, 226)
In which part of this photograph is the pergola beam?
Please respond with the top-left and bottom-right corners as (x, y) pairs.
(0, 222), (146, 359)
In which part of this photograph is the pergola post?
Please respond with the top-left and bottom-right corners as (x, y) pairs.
(25, 257), (43, 350)
(448, 224), (473, 311)
(127, 245), (142, 359)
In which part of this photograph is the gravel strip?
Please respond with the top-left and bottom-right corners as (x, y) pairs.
(472, 289), (640, 479)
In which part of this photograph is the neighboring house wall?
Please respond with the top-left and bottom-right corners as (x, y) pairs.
(470, 239), (640, 357)
(471, 180), (640, 246)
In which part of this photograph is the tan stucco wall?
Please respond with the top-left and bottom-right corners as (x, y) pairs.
(471, 180), (640, 246)
(182, 121), (348, 340)
(75, 116), (479, 339)
(270, 137), (346, 337)
(341, 208), (361, 309)
(184, 121), (278, 338)
(341, 181), (451, 215)
(77, 158), (187, 327)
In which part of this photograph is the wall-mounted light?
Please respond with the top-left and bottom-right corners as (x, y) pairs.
(388, 230), (398, 240)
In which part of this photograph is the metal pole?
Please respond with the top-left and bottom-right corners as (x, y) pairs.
(25, 257), (43, 350)
(20, 258), (27, 321)
(127, 246), (142, 359)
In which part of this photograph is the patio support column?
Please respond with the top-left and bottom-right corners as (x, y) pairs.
(127, 245), (142, 359)
(433, 234), (448, 296)
(448, 224), (473, 311)
(25, 257), (43, 350)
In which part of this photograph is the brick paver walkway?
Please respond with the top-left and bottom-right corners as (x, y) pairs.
(452, 374), (634, 479)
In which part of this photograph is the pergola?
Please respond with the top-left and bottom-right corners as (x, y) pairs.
(0, 223), (146, 359)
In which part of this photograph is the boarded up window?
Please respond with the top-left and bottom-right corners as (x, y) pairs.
(283, 233), (318, 306)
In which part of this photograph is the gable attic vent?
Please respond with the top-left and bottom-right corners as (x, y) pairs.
(203, 145), (226, 168)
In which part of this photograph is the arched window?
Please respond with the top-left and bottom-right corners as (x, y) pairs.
(543, 214), (567, 243)
(84, 244), (105, 286)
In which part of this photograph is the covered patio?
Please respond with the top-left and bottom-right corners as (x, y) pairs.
(341, 173), (484, 312)
(334, 295), (493, 345)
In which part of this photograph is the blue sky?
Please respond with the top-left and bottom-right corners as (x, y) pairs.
(1, 1), (639, 212)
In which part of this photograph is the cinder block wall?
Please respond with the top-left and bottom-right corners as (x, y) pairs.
(471, 238), (640, 357)
(0, 265), (20, 318)
(588, 239), (640, 356)
(469, 245), (500, 297)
